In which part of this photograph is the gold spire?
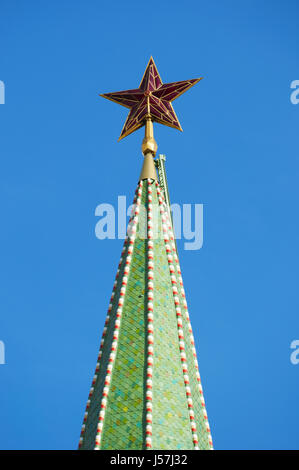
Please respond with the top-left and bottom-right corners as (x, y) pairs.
(139, 117), (158, 181)
(141, 116), (157, 156)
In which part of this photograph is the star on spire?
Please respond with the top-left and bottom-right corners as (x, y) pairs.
(100, 57), (202, 141)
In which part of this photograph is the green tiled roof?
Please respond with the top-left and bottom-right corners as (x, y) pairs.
(79, 177), (213, 450)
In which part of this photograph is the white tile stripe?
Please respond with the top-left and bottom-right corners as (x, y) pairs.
(155, 183), (199, 450)
(145, 178), (154, 449)
(78, 182), (142, 449)
(156, 182), (213, 450)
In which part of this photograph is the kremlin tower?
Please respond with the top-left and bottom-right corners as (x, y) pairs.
(78, 57), (213, 450)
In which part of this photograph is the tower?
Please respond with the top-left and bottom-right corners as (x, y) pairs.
(79, 57), (213, 450)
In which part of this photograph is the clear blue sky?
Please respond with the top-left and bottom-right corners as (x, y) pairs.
(0, 0), (298, 450)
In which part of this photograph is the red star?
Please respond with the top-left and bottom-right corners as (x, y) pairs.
(100, 57), (202, 141)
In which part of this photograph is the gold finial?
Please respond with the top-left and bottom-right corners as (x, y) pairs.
(99, 57), (201, 181)
(139, 117), (158, 181)
(141, 116), (157, 156)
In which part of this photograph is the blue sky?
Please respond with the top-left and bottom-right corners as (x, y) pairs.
(0, 0), (298, 450)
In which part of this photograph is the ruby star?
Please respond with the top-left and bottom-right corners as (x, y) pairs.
(100, 57), (202, 140)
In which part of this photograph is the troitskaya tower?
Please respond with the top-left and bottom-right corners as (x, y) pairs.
(79, 57), (213, 450)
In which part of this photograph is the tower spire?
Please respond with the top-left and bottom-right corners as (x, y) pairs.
(79, 58), (213, 450)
